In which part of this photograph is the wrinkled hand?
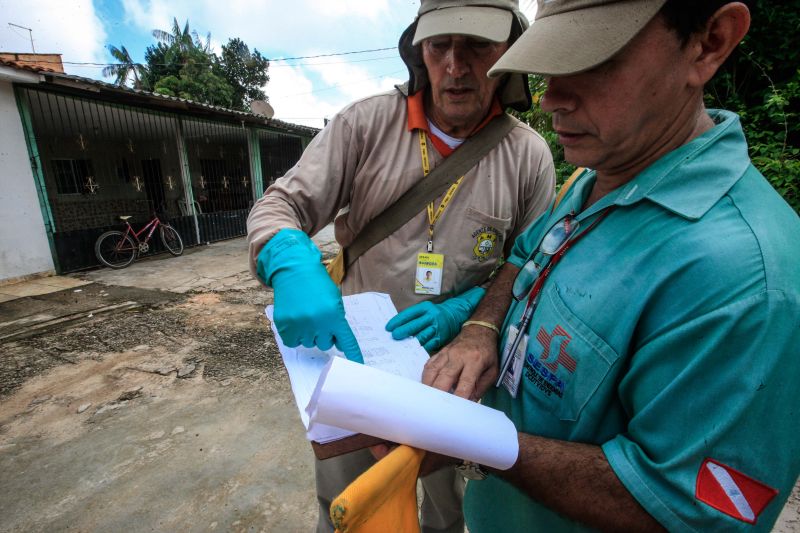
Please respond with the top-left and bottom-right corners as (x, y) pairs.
(422, 325), (499, 401)
(257, 229), (363, 363)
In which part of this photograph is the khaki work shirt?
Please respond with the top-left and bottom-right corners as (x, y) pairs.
(247, 88), (555, 311)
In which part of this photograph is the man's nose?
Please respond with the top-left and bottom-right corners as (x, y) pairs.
(445, 45), (471, 79)
(540, 76), (576, 114)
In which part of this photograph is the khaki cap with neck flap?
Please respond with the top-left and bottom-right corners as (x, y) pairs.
(399, 0), (533, 111)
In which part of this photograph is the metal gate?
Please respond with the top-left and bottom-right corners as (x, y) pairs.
(181, 117), (252, 242)
(257, 129), (303, 190)
(15, 86), (313, 273)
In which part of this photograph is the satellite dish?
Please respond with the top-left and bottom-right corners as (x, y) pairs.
(250, 100), (274, 118)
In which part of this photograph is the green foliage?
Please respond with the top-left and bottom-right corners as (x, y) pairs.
(151, 18), (195, 52)
(104, 18), (270, 112)
(140, 42), (180, 91)
(218, 38), (270, 110)
(152, 46), (234, 108)
(512, 75), (576, 188)
(704, 1), (800, 213)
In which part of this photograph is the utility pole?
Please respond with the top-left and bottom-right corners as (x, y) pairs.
(8, 23), (35, 53)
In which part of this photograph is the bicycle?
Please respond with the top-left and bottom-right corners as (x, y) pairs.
(95, 213), (184, 269)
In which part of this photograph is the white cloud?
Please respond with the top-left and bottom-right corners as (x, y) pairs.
(120, 0), (173, 34)
(264, 56), (406, 129)
(304, 56), (406, 102)
(267, 66), (345, 129)
(118, 0), (412, 54)
(0, 0), (107, 78)
(311, 0), (391, 19)
(117, 0), (417, 128)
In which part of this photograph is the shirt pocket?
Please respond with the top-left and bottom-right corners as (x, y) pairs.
(452, 206), (513, 273)
(521, 284), (620, 422)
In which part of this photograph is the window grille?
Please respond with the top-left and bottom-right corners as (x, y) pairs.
(51, 158), (93, 195)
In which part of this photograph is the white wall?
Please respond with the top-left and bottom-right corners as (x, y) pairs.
(0, 80), (55, 282)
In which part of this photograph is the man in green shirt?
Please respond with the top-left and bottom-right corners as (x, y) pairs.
(417, 0), (800, 530)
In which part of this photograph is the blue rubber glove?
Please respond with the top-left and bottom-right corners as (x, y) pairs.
(385, 286), (486, 353)
(257, 228), (363, 363)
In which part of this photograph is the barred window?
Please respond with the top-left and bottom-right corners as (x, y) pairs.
(52, 159), (93, 194)
(116, 157), (132, 183)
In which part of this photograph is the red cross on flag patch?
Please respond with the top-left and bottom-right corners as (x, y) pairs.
(695, 458), (778, 524)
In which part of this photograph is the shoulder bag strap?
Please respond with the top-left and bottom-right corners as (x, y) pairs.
(343, 113), (517, 268)
(553, 166), (587, 210)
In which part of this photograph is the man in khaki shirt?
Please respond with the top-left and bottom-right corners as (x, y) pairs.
(247, 1), (554, 531)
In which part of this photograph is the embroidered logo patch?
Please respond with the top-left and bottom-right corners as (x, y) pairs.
(524, 324), (575, 398)
(695, 458), (778, 524)
(471, 226), (499, 262)
(536, 325), (577, 373)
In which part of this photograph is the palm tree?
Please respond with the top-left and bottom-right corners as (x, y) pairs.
(193, 30), (213, 54)
(102, 45), (143, 88)
(152, 18), (195, 53)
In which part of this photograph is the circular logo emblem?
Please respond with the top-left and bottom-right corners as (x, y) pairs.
(472, 227), (499, 262)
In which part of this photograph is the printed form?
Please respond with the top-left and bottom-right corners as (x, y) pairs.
(266, 292), (519, 470)
(265, 292), (430, 443)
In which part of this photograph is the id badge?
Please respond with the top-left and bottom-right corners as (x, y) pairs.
(501, 325), (528, 398)
(415, 253), (444, 295)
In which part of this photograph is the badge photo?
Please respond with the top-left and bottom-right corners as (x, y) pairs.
(415, 253), (444, 295)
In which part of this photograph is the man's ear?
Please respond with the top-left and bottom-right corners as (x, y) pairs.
(686, 2), (751, 88)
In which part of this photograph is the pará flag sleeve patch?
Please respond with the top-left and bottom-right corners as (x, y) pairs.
(695, 458), (778, 524)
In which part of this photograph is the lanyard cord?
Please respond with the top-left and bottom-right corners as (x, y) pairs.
(419, 130), (464, 252)
(496, 206), (615, 388)
(523, 206), (615, 310)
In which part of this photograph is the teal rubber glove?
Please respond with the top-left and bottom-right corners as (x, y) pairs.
(257, 228), (363, 363)
(385, 286), (486, 353)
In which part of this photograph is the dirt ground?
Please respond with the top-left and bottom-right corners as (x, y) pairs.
(0, 279), (317, 532)
(1, 236), (798, 532)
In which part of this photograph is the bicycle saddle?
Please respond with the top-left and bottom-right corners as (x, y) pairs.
(119, 216), (132, 220)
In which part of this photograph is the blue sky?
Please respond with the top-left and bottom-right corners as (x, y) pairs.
(1, 0), (535, 128)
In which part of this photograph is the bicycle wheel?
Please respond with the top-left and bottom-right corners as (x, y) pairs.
(95, 231), (137, 269)
(160, 225), (184, 256)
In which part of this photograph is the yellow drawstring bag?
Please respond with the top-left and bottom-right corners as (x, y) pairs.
(330, 445), (426, 533)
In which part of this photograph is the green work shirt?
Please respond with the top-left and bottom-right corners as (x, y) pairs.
(464, 111), (800, 532)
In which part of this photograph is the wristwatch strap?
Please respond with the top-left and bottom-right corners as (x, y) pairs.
(457, 460), (488, 480)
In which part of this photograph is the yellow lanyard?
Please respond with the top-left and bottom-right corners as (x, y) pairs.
(418, 130), (464, 252)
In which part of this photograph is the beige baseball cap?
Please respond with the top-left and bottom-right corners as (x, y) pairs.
(489, 0), (668, 77)
(412, 0), (518, 45)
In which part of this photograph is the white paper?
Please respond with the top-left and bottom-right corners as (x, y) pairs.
(309, 357), (519, 470)
(265, 292), (430, 443)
